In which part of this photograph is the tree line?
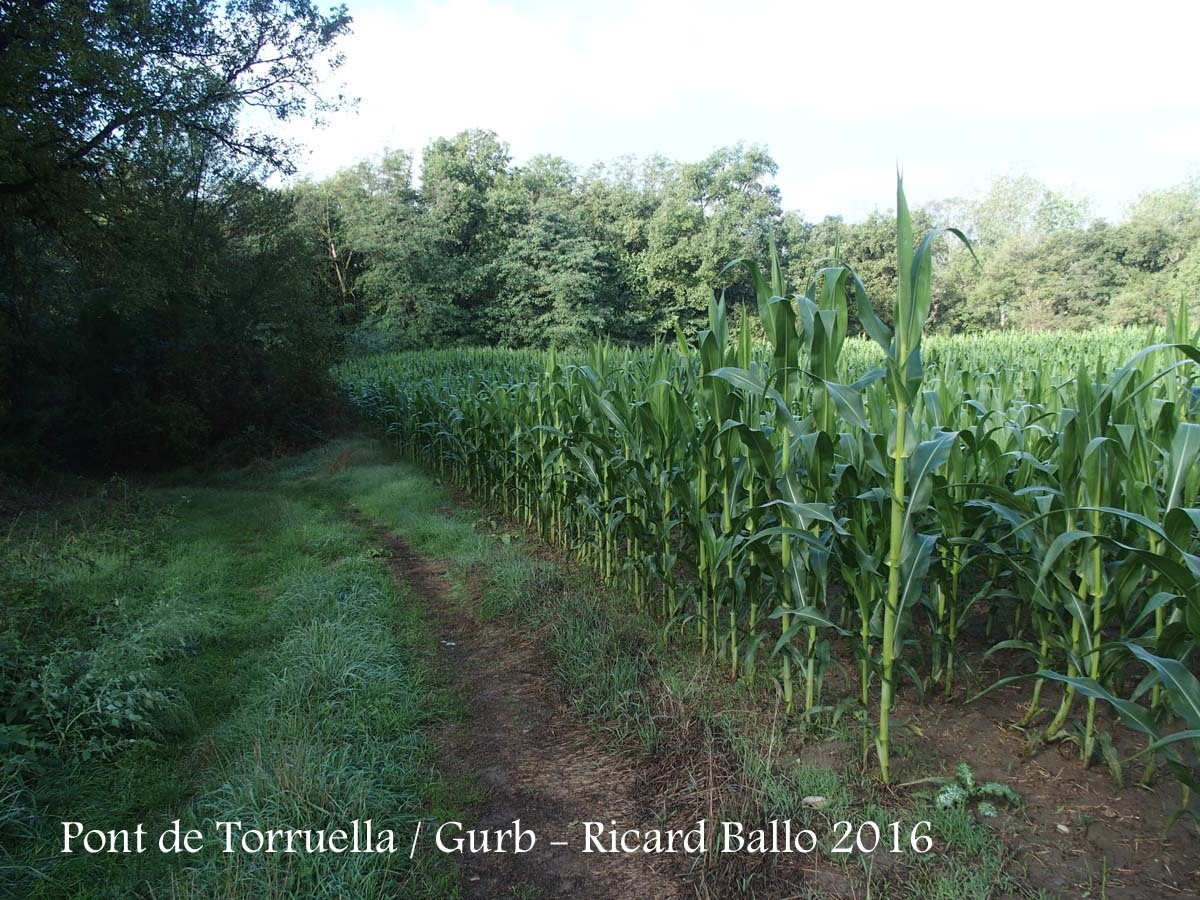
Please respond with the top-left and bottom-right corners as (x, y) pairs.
(297, 131), (1200, 351)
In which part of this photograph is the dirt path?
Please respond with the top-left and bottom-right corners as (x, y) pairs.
(378, 532), (689, 899)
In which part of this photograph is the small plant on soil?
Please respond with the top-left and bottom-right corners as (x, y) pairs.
(925, 763), (1022, 818)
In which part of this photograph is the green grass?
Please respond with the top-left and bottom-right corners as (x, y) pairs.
(1, 440), (462, 899)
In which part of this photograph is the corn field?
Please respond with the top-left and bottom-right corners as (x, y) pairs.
(337, 179), (1200, 808)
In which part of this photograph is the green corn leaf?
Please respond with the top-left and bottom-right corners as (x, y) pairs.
(1121, 642), (1200, 728)
(808, 374), (874, 432)
(851, 267), (893, 354)
(893, 532), (938, 647)
(1032, 671), (1158, 738)
(770, 605), (839, 650)
(1166, 423), (1200, 509)
(1142, 730), (1200, 755)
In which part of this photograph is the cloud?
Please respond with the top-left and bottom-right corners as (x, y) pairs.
(276, 0), (1200, 220)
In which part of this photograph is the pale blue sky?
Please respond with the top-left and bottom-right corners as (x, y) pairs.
(286, 0), (1200, 222)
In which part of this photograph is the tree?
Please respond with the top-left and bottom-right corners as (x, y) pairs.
(292, 150), (424, 349)
(928, 174), (1089, 332)
(491, 156), (617, 347)
(291, 138), (1199, 351)
(0, 0), (350, 205)
(964, 173), (1088, 245)
(407, 129), (512, 345)
(580, 156), (668, 342)
(643, 144), (782, 336)
(0, 1), (351, 466)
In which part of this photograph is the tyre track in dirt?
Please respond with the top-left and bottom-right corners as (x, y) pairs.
(376, 529), (689, 899)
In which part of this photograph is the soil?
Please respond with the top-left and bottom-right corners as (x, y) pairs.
(808, 634), (1200, 898)
(482, 504), (1200, 897)
(897, 670), (1200, 899)
(376, 530), (689, 900)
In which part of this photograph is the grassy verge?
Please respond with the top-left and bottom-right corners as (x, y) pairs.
(1, 442), (461, 899)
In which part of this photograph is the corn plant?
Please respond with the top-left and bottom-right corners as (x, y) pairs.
(832, 175), (973, 782)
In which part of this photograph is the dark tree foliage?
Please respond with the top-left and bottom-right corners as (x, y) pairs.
(0, 0), (349, 199)
(0, 1), (351, 470)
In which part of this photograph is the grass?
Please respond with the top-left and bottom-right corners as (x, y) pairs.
(1, 440), (462, 899)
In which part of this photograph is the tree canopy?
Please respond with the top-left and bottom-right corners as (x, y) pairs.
(300, 137), (1200, 351)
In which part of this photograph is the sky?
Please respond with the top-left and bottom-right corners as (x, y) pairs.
(281, 0), (1200, 223)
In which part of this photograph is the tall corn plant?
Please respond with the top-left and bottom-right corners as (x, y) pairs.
(857, 175), (972, 783)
